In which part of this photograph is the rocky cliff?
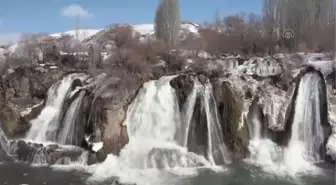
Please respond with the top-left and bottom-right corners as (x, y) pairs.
(0, 53), (334, 165)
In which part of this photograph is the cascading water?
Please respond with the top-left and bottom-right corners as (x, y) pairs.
(246, 102), (283, 169)
(247, 72), (325, 176)
(0, 125), (10, 160)
(18, 74), (91, 166)
(175, 78), (230, 165)
(58, 91), (86, 145)
(179, 80), (200, 147)
(26, 74), (86, 143)
(201, 82), (231, 165)
(121, 76), (210, 169)
(285, 72), (325, 170)
(89, 76), (231, 184)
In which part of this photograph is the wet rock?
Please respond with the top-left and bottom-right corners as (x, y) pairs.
(9, 140), (86, 164)
(46, 144), (58, 151)
(170, 74), (194, 109)
(197, 74), (207, 84)
(83, 75), (140, 159)
(212, 80), (250, 161)
(0, 104), (28, 137)
(71, 79), (82, 90)
(87, 152), (99, 165)
(20, 101), (44, 127)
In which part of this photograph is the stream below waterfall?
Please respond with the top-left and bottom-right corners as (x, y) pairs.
(0, 162), (334, 185)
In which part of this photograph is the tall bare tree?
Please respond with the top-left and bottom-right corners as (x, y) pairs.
(263, 0), (335, 52)
(155, 0), (181, 46)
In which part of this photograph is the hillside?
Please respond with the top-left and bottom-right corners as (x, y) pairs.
(0, 22), (200, 57)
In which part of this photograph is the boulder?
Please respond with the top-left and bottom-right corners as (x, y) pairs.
(170, 74), (194, 109)
(83, 75), (141, 161)
(10, 140), (87, 165)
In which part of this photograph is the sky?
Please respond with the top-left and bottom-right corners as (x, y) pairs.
(0, 0), (262, 44)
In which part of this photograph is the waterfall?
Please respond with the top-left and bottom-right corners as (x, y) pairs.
(120, 76), (210, 169)
(201, 82), (231, 164)
(247, 72), (325, 176)
(126, 76), (181, 142)
(57, 91), (86, 145)
(0, 125), (10, 160)
(26, 74), (86, 143)
(175, 78), (230, 165)
(248, 101), (264, 141)
(285, 73), (325, 164)
(179, 80), (200, 147)
(89, 76), (230, 184)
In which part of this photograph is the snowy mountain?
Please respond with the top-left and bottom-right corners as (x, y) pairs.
(50, 29), (103, 42)
(81, 21), (200, 45)
(0, 22), (200, 57)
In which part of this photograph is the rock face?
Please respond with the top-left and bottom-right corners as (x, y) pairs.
(171, 74), (250, 161)
(1, 53), (334, 166)
(0, 65), (66, 137)
(170, 74), (194, 109)
(82, 74), (143, 161)
(212, 80), (250, 160)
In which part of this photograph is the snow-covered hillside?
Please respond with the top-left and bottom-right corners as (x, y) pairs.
(50, 29), (103, 42)
(82, 22), (200, 45)
(0, 22), (200, 57)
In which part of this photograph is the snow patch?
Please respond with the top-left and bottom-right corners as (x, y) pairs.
(50, 29), (102, 42)
(92, 142), (104, 152)
(132, 24), (155, 36)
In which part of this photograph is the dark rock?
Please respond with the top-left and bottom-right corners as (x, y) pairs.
(71, 79), (82, 90)
(84, 75), (140, 158)
(87, 152), (99, 165)
(46, 144), (58, 151)
(326, 67), (335, 89)
(0, 104), (28, 137)
(197, 74), (207, 84)
(244, 90), (253, 99)
(170, 74), (194, 109)
(10, 140), (86, 164)
(212, 80), (250, 161)
(20, 101), (44, 127)
(96, 149), (108, 162)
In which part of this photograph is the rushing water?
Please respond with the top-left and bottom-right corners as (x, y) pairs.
(247, 72), (331, 177)
(201, 82), (231, 165)
(0, 162), (334, 185)
(26, 74), (87, 144)
(0, 73), (334, 185)
(58, 91), (86, 145)
(286, 73), (325, 162)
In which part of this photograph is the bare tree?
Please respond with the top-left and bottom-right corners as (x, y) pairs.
(56, 34), (73, 53)
(88, 43), (102, 68)
(155, 0), (181, 46)
(17, 33), (42, 65)
(0, 45), (10, 74)
(263, 0), (335, 52)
